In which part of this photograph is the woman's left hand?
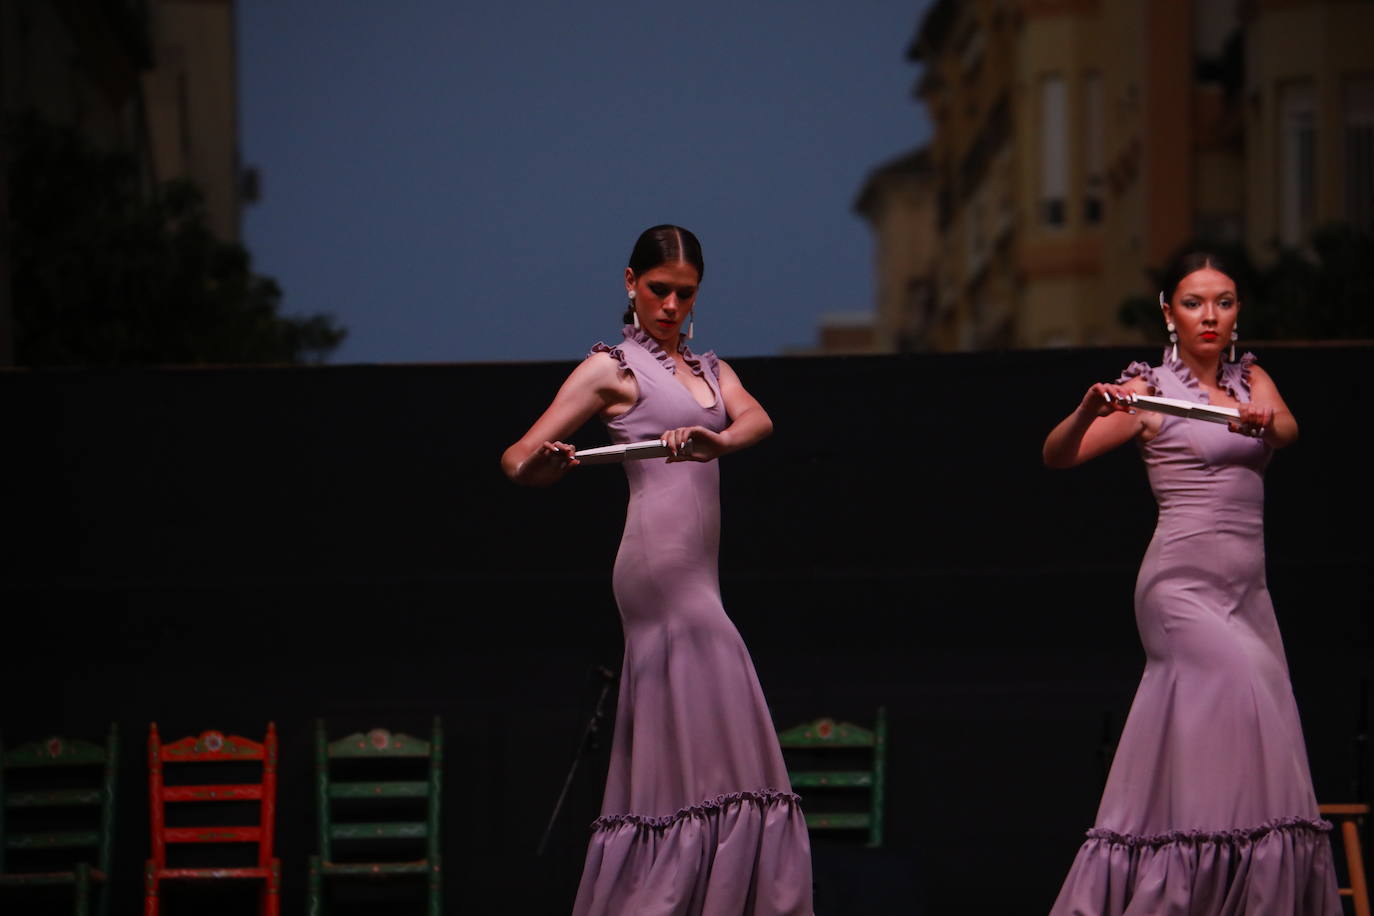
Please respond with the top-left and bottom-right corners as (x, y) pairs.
(1228, 403), (1275, 439)
(663, 426), (727, 462)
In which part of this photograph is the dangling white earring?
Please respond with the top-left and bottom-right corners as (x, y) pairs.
(628, 290), (638, 329)
(1160, 292), (1177, 361)
(1230, 325), (1238, 362)
(686, 313), (694, 340)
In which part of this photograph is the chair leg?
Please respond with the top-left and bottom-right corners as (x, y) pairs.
(307, 855), (323, 916)
(143, 862), (159, 916)
(1343, 819), (1370, 916)
(427, 855), (442, 916)
(74, 861), (90, 916)
(262, 858), (281, 916)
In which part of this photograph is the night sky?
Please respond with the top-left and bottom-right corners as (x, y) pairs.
(238, 0), (934, 364)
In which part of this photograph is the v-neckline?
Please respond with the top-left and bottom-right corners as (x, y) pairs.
(625, 326), (718, 411)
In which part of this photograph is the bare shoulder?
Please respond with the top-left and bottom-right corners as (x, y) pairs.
(1244, 361), (1285, 398)
(575, 350), (637, 408)
(567, 349), (629, 386)
(580, 349), (623, 376)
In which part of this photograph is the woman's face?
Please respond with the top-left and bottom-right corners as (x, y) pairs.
(626, 261), (700, 343)
(1164, 267), (1239, 362)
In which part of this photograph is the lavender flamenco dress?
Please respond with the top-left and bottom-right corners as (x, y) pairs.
(1050, 351), (1340, 915)
(571, 327), (813, 916)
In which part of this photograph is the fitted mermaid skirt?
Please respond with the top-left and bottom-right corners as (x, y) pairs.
(1049, 354), (1339, 915)
(571, 327), (812, 916)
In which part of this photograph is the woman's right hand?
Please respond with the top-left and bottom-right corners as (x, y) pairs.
(501, 349), (636, 486)
(517, 440), (579, 485)
(1078, 382), (1138, 418)
(1046, 377), (1148, 468)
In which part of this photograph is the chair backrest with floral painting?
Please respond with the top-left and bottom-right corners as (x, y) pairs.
(0, 724), (118, 916)
(777, 707), (887, 848)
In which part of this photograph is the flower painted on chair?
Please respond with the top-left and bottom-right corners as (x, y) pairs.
(201, 731), (224, 753)
(816, 719), (835, 740)
(45, 737), (63, 758)
(368, 729), (391, 751)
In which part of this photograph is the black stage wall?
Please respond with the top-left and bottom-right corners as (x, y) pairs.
(3, 345), (1371, 914)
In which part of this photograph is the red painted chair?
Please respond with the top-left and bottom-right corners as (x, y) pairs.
(144, 723), (280, 916)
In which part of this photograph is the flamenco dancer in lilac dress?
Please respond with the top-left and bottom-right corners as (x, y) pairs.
(502, 225), (812, 915)
(1042, 252), (1340, 914)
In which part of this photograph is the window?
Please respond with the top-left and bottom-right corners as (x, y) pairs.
(1278, 81), (1316, 247)
(1084, 73), (1105, 224)
(1040, 76), (1068, 227)
(1345, 76), (1374, 232)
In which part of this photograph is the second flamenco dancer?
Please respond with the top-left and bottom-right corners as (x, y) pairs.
(502, 225), (812, 915)
(1042, 251), (1340, 914)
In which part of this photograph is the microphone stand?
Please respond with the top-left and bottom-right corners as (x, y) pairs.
(536, 664), (618, 857)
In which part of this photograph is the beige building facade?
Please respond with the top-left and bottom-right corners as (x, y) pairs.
(853, 0), (1373, 353)
(853, 148), (938, 351)
(1244, 0), (1374, 256)
(142, 0), (246, 243)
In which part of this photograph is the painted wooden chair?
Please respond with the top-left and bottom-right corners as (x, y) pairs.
(777, 707), (887, 847)
(307, 717), (442, 916)
(0, 724), (118, 916)
(1319, 803), (1370, 916)
(144, 723), (280, 915)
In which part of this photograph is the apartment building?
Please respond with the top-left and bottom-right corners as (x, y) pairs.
(2, 0), (245, 239)
(855, 0), (1373, 352)
(142, 0), (246, 243)
(1, 0), (247, 364)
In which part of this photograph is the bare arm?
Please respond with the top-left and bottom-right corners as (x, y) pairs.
(500, 353), (634, 486)
(662, 358), (774, 461)
(1234, 364), (1298, 449)
(1042, 377), (1154, 468)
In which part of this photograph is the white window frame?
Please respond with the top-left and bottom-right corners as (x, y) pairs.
(1040, 75), (1068, 228)
(1344, 76), (1374, 232)
(1278, 81), (1317, 247)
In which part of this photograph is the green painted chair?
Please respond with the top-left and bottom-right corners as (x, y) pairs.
(0, 724), (118, 916)
(777, 708), (886, 847)
(307, 717), (442, 915)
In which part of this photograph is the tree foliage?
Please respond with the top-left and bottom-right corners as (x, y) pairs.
(1119, 224), (1374, 343)
(9, 115), (346, 367)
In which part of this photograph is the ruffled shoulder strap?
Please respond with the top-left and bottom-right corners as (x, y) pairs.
(1116, 359), (1161, 394)
(1220, 351), (1258, 399)
(587, 340), (630, 371)
(698, 350), (720, 382)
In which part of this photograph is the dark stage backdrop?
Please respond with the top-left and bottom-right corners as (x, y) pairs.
(3, 345), (1371, 915)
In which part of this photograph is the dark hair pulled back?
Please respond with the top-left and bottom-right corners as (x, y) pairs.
(1159, 250), (1244, 304)
(622, 225), (705, 324)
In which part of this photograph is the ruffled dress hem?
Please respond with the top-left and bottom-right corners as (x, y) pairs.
(591, 788), (803, 831)
(1083, 815), (1331, 847)
(574, 789), (813, 916)
(1053, 816), (1340, 915)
